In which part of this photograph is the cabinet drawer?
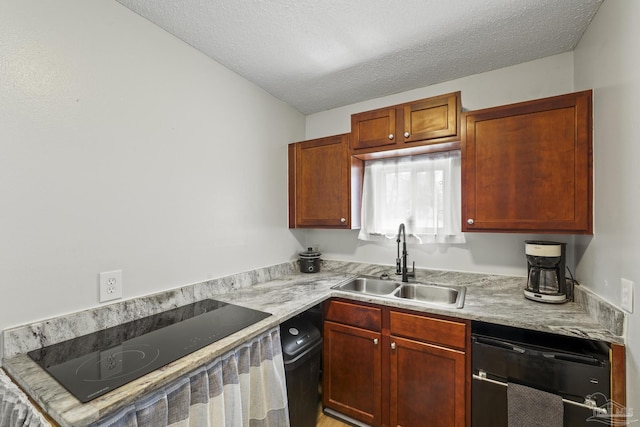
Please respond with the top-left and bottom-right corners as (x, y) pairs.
(325, 300), (382, 331)
(390, 310), (466, 350)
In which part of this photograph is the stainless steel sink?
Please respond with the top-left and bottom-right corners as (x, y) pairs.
(334, 277), (401, 295)
(332, 276), (466, 308)
(392, 283), (466, 309)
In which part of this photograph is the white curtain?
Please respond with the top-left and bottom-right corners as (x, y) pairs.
(358, 151), (464, 244)
(0, 369), (51, 427)
(92, 327), (289, 427)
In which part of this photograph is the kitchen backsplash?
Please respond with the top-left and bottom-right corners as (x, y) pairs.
(2, 259), (626, 360)
(573, 284), (625, 337)
(2, 261), (298, 359)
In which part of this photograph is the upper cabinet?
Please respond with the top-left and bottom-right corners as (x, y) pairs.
(350, 92), (462, 158)
(462, 90), (593, 234)
(288, 89), (593, 234)
(288, 134), (363, 229)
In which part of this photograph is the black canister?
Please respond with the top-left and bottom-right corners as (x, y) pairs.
(299, 247), (321, 273)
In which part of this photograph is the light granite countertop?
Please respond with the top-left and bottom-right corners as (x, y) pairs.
(1, 260), (626, 427)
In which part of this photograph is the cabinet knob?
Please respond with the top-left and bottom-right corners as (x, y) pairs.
(391, 342), (396, 350)
(340, 218), (346, 223)
(388, 134), (394, 140)
(404, 131), (410, 138)
(467, 218), (474, 225)
(373, 338), (378, 345)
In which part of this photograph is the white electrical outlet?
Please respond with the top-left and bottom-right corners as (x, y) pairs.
(621, 278), (634, 313)
(99, 270), (123, 303)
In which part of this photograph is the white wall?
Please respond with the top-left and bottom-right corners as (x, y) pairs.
(0, 0), (306, 360)
(304, 53), (577, 276)
(573, 0), (640, 414)
(4, 0), (635, 411)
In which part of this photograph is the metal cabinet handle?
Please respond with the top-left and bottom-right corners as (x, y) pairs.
(467, 218), (474, 225)
(404, 131), (410, 138)
(391, 342), (396, 350)
(340, 218), (346, 223)
(388, 134), (394, 140)
(373, 338), (378, 345)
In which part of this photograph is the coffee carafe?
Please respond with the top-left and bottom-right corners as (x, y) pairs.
(524, 240), (567, 303)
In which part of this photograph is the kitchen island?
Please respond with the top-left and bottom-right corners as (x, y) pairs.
(1, 260), (625, 426)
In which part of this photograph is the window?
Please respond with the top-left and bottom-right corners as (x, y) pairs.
(357, 151), (464, 244)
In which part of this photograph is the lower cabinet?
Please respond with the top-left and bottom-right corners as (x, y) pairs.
(390, 331), (466, 427)
(323, 299), (470, 427)
(323, 321), (382, 425)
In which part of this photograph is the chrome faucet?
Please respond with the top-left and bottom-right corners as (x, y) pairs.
(395, 223), (415, 282)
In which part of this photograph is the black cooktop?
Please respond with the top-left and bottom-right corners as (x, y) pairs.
(28, 299), (271, 402)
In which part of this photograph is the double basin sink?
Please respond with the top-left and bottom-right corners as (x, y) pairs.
(332, 276), (466, 309)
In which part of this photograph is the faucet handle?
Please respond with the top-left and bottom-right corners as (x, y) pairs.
(407, 261), (416, 278)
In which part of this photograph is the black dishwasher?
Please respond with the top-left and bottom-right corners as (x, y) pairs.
(472, 322), (611, 427)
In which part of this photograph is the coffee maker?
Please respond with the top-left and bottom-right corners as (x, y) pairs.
(524, 240), (567, 303)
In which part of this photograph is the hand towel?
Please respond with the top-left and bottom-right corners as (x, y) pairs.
(507, 382), (563, 427)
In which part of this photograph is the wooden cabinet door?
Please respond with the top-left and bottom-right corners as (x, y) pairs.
(402, 92), (460, 144)
(351, 107), (397, 151)
(289, 134), (355, 228)
(462, 90), (592, 234)
(323, 321), (382, 426)
(350, 92), (461, 157)
(389, 336), (466, 427)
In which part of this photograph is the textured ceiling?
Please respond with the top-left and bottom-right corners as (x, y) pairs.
(115, 0), (603, 114)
